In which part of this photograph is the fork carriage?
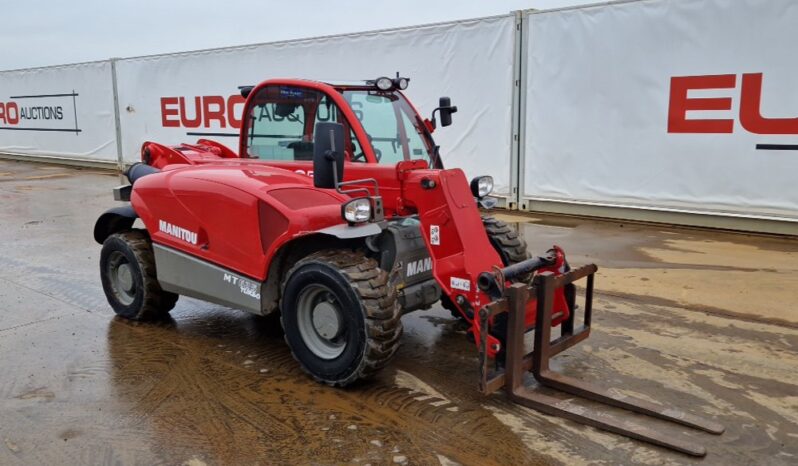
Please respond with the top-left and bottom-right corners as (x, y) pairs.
(478, 264), (724, 457)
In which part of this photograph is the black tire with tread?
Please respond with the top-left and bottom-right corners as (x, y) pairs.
(280, 249), (402, 387)
(100, 230), (178, 320)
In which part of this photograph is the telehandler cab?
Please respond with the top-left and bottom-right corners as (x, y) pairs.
(95, 75), (723, 455)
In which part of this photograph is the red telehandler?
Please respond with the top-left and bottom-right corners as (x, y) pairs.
(94, 76), (723, 455)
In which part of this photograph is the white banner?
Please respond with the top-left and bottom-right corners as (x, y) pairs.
(0, 61), (117, 162)
(115, 15), (516, 195)
(522, 0), (798, 220)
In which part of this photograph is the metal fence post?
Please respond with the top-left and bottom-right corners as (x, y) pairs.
(110, 58), (124, 171)
(507, 10), (527, 211)
(516, 10), (533, 212)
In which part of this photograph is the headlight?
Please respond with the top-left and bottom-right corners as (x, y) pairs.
(470, 176), (494, 198)
(375, 77), (393, 91)
(342, 198), (372, 223)
(394, 77), (409, 90)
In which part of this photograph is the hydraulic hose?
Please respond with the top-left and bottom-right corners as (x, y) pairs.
(125, 163), (160, 185)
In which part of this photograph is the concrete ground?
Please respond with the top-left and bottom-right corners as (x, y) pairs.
(0, 159), (796, 465)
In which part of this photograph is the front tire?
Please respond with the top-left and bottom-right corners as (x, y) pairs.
(280, 250), (402, 387)
(100, 230), (178, 320)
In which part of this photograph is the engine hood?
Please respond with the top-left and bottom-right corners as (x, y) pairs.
(161, 162), (350, 203)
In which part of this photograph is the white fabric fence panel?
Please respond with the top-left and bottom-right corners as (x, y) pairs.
(522, 0), (798, 220)
(115, 15), (516, 196)
(0, 61), (118, 162)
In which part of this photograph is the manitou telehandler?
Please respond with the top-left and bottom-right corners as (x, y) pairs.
(94, 75), (723, 455)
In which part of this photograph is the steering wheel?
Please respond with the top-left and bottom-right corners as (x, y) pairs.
(350, 140), (366, 162)
(360, 134), (382, 162)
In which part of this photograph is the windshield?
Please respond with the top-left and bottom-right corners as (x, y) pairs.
(342, 90), (433, 165)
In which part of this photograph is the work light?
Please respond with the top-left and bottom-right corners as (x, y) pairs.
(470, 176), (494, 198)
(342, 198), (372, 223)
(375, 77), (393, 91)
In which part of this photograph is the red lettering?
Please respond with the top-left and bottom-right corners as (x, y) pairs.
(668, 74), (735, 133)
(0, 102), (15, 125)
(226, 95), (245, 129)
(179, 96), (202, 128)
(739, 73), (798, 134)
(6, 102), (18, 124)
(160, 97), (180, 127)
(203, 96), (226, 128)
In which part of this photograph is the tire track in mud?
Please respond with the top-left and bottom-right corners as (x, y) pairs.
(0, 254), (109, 317)
(90, 306), (552, 464)
(102, 317), (548, 465)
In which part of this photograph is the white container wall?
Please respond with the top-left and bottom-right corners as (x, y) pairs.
(1, 1), (797, 229)
(0, 61), (118, 162)
(521, 0), (798, 221)
(114, 15), (517, 196)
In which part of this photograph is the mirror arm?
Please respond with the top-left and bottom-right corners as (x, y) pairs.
(430, 108), (440, 129)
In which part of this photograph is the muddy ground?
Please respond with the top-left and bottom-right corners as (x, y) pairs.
(0, 159), (795, 465)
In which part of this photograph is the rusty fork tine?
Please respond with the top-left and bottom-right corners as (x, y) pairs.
(535, 371), (725, 435)
(505, 283), (709, 457)
(491, 266), (725, 457)
(532, 273), (724, 435)
(508, 386), (709, 457)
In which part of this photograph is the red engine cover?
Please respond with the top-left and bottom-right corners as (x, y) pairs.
(131, 162), (351, 280)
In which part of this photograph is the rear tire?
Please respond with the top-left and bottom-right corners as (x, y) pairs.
(443, 216), (530, 320)
(280, 250), (402, 387)
(100, 230), (178, 320)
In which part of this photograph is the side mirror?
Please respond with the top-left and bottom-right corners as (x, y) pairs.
(275, 103), (298, 118)
(238, 85), (254, 98)
(313, 122), (345, 189)
(432, 97), (458, 128)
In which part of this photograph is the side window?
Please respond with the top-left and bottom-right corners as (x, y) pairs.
(246, 86), (350, 162)
(248, 102), (304, 160)
(347, 93), (404, 164)
(342, 90), (432, 165)
(399, 111), (428, 160)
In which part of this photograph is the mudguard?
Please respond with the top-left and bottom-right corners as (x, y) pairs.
(315, 222), (382, 239)
(93, 205), (138, 244)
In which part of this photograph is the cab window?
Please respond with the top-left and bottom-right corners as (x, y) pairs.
(343, 90), (432, 165)
(246, 86), (345, 161)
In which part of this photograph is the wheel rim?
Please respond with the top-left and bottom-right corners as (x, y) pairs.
(296, 284), (346, 359)
(107, 251), (136, 306)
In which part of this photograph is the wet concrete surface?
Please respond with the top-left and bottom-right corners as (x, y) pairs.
(0, 159), (796, 465)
